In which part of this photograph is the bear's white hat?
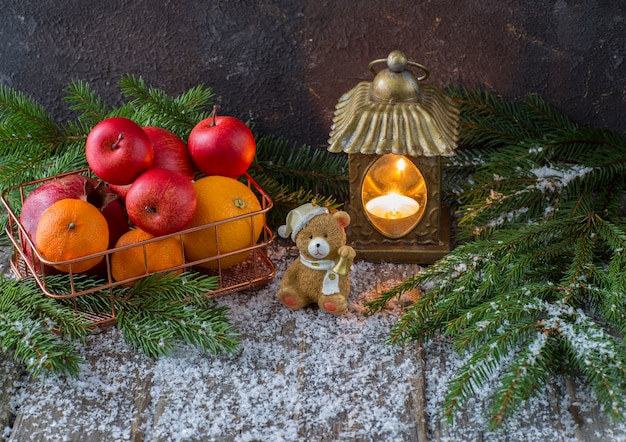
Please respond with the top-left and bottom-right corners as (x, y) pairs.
(278, 203), (329, 241)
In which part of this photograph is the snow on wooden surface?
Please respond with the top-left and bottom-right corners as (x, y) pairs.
(2, 243), (626, 441)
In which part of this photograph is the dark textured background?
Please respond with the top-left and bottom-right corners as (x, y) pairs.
(1, 0), (624, 148)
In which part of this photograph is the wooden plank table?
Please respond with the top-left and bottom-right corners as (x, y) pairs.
(1, 241), (625, 441)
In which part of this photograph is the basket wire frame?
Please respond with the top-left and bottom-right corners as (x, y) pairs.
(1, 169), (276, 327)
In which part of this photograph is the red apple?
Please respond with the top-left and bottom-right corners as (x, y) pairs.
(108, 182), (131, 202)
(101, 192), (130, 248)
(81, 180), (130, 248)
(20, 174), (95, 245)
(109, 127), (195, 200)
(187, 106), (256, 178)
(125, 168), (197, 236)
(85, 117), (154, 185)
(143, 126), (196, 180)
(19, 174), (129, 268)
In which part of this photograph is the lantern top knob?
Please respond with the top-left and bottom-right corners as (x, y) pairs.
(367, 50), (430, 103)
(386, 50), (408, 72)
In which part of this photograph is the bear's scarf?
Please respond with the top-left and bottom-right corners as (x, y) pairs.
(298, 255), (340, 295)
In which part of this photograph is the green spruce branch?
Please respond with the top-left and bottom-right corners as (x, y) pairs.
(113, 272), (239, 358)
(0, 85), (88, 189)
(0, 270), (240, 375)
(63, 80), (111, 126)
(0, 276), (91, 375)
(251, 134), (348, 226)
(368, 88), (626, 429)
(117, 75), (215, 135)
(2, 75), (341, 375)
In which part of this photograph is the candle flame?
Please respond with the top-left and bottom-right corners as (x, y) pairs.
(396, 157), (407, 172)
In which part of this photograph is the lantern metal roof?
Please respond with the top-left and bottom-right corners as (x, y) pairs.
(328, 50), (460, 157)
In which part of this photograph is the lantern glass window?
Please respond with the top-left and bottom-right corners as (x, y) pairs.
(361, 153), (427, 239)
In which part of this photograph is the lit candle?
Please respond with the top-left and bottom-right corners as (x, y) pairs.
(365, 192), (420, 220)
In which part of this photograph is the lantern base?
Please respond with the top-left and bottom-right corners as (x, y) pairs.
(348, 203), (453, 265)
(349, 241), (451, 265)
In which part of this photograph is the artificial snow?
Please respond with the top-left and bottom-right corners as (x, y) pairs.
(531, 164), (593, 192)
(3, 245), (626, 441)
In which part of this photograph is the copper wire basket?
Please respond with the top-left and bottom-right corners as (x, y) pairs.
(1, 169), (275, 326)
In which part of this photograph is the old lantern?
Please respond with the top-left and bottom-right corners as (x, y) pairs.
(328, 50), (460, 264)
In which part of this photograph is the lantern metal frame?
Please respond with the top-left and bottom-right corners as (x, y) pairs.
(345, 153), (451, 263)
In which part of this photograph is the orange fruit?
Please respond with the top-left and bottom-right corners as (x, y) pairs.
(182, 175), (264, 269)
(35, 198), (109, 273)
(111, 228), (184, 287)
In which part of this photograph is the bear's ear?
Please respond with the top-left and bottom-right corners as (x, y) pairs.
(333, 211), (351, 229)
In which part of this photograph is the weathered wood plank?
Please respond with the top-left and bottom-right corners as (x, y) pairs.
(564, 376), (625, 442)
(406, 340), (429, 442)
(0, 351), (27, 436)
(8, 329), (154, 442)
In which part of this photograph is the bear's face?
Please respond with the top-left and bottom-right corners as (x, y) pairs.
(295, 213), (348, 261)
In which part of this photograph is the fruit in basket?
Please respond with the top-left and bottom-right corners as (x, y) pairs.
(20, 174), (94, 246)
(107, 182), (131, 202)
(187, 106), (256, 178)
(35, 198), (109, 273)
(20, 174), (128, 249)
(108, 126), (195, 202)
(182, 175), (263, 269)
(85, 117), (154, 185)
(111, 228), (184, 287)
(101, 191), (131, 248)
(143, 126), (196, 180)
(125, 168), (197, 236)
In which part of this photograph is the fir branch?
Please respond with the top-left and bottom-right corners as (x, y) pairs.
(0, 276), (90, 375)
(114, 272), (239, 359)
(371, 88), (626, 428)
(543, 301), (626, 422)
(444, 319), (545, 426)
(117, 74), (214, 138)
(0, 85), (59, 137)
(250, 133), (348, 226)
(0, 85), (89, 188)
(0, 311), (84, 376)
(445, 285), (557, 346)
(63, 79), (110, 126)
(49, 275), (118, 319)
(445, 88), (626, 241)
(446, 111), (626, 241)
(448, 88), (577, 149)
(250, 172), (340, 229)
(0, 214), (8, 247)
(487, 331), (554, 428)
(375, 213), (626, 425)
(252, 134), (349, 200)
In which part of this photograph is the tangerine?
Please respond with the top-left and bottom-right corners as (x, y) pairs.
(182, 175), (264, 269)
(111, 228), (184, 287)
(35, 198), (109, 273)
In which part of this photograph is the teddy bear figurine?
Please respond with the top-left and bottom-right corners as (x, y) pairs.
(277, 203), (356, 315)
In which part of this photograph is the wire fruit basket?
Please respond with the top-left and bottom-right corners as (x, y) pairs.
(1, 168), (275, 327)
